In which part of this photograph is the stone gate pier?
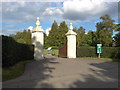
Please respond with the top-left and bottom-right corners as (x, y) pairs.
(31, 17), (44, 60)
(66, 23), (77, 58)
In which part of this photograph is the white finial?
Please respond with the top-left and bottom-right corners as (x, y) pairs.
(37, 17), (40, 20)
(36, 17), (40, 26)
(70, 23), (73, 30)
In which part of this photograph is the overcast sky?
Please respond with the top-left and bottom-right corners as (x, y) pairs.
(1, 0), (119, 36)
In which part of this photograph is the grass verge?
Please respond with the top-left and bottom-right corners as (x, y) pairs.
(78, 57), (120, 62)
(2, 60), (35, 81)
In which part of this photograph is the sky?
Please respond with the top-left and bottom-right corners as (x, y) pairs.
(1, 0), (119, 36)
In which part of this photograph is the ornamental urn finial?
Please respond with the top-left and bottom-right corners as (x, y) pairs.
(70, 23), (73, 30)
(36, 17), (40, 26)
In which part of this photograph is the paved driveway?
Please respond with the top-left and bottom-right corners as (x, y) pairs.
(3, 55), (118, 88)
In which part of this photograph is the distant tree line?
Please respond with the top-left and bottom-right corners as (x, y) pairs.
(3, 14), (120, 49)
(44, 21), (68, 49)
(10, 30), (32, 45)
(45, 14), (120, 48)
(1, 14), (120, 66)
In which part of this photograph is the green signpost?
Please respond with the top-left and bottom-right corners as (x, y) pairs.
(97, 44), (102, 58)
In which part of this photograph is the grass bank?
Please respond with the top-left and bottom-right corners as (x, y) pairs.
(2, 60), (35, 81)
(78, 57), (120, 62)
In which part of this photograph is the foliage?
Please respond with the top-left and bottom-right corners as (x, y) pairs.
(12, 30), (32, 45)
(96, 14), (115, 47)
(115, 24), (120, 32)
(113, 24), (120, 59)
(44, 14), (118, 48)
(2, 35), (34, 68)
(3, 59), (34, 81)
(114, 24), (120, 46)
(58, 21), (68, 46)
(114, 33), (120, 46)
(45, 20), (68, 49)
(77, 47), (119, 59)
(77, 47), (97, 57)
(44, 33), (49, 49)
(76, 26), (86, 47)
(46, 20), (59, 48)
(87, 30), (97, 46)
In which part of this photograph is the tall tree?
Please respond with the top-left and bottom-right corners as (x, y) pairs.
(58, 21), (68, 47)
(47, 20), (68, 48)
(87, 30), (97, 46)
(96, 14), (115, 47)
(44, 33), (49, 49)
(114, 24), (120, 46)
(76, 26), (86, 47)
(47, 20), (59, 48)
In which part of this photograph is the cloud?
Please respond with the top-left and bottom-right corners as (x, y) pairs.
(43, 7), (63, 16)
(62, 0), (118, 21)
(2, 2), (50, 24)
(3, 2), (25, 12)
(28, 26), (33, 30)
(45, 28), (51, 36)
(1, 1), (118, 36)
(2, 29), (24, 35)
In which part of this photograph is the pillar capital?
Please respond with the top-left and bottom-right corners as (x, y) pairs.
(32, 17), (44, 32)
(66, 23), (77, 36)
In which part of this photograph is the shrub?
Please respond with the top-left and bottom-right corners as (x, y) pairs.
(77, 47), (119, 58)
(2, 35), (34, 68)
(77, 47), (97, 57)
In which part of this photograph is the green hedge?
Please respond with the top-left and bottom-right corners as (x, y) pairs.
(2, 35), (34, 68)
(77, 47), (119, 58)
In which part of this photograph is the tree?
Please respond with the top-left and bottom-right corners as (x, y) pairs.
(114, 24), (120, 46)
(46, 20), (68, 49)
(76, 26), (86, 47)
(115, 23), (120, 32)
(58, 21), (68, 47)
(47, 20), (59, 48)
(87, 30), (97, 46)
(11, 30), (32, 45)
(100, 14), (115, 34)
(44, 33), (49, 49)
(96, 14), (115, 47)
(73, 27), (77, 33)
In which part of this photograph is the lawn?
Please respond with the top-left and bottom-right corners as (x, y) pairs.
(3, 49), (58, 81)
(2, 60), (34, 81)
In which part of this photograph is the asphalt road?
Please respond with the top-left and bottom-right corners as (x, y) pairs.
(2, 55), (118, 88)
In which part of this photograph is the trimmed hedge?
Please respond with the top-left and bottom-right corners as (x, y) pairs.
(77, 47), (120, 59)
(2, 35), (34, 68)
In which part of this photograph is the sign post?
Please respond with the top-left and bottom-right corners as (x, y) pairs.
(97, 44), (102, 58)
